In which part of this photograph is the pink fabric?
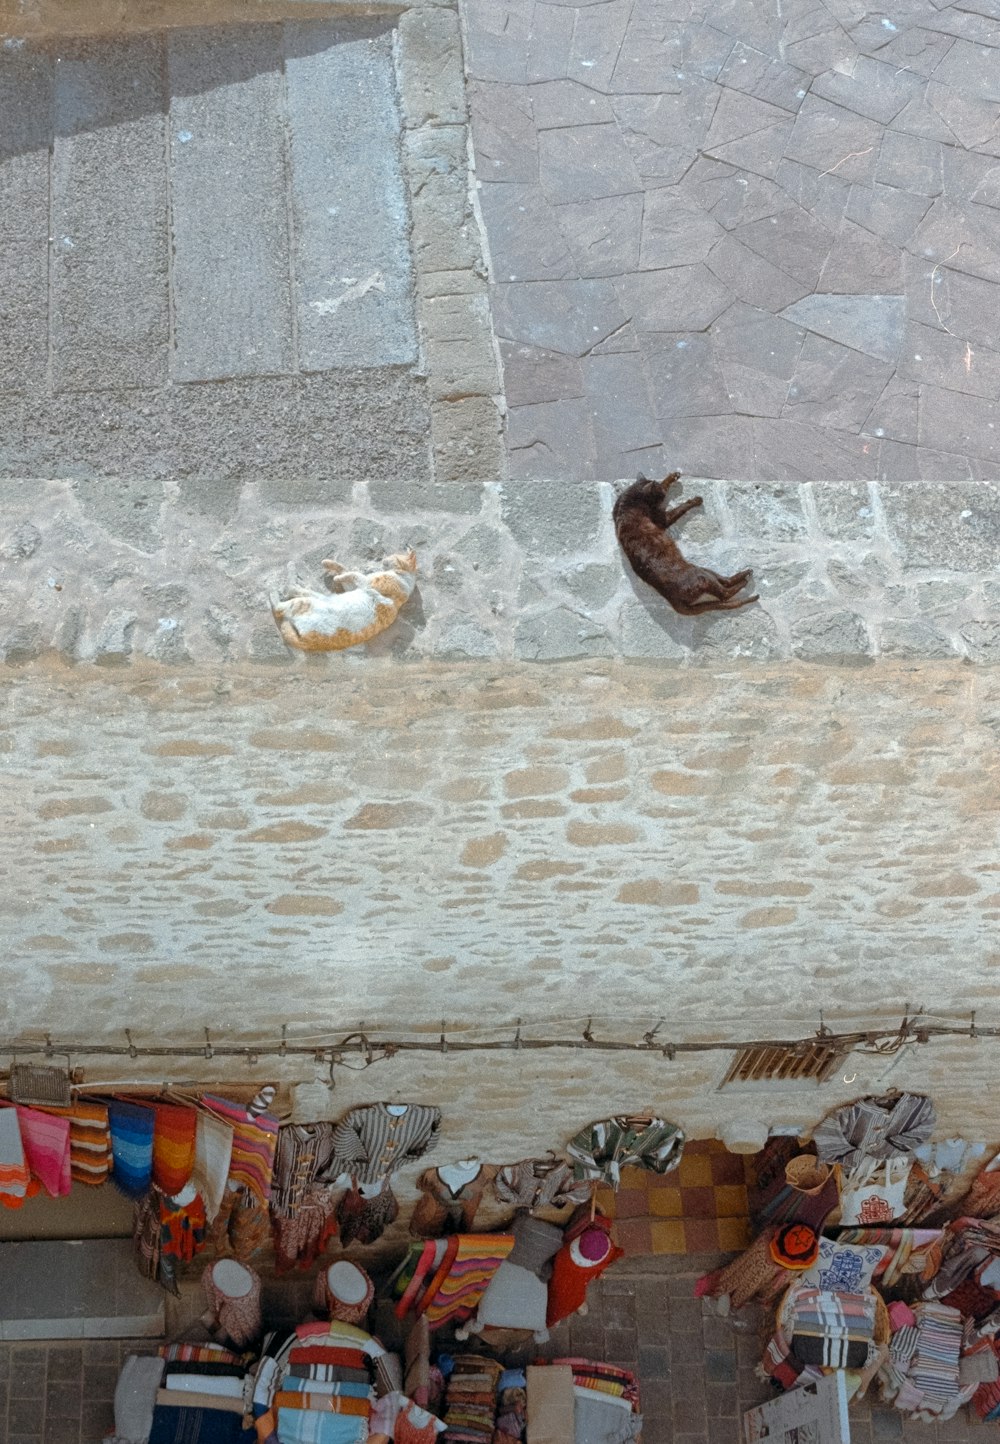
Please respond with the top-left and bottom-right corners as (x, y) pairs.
(889, 1300), (917, 1331)
(16, 1105), (71, 1197)
(577, 1228), (611, 1262)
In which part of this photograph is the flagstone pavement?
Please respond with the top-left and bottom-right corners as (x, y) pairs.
(462, 0), (1000, 483)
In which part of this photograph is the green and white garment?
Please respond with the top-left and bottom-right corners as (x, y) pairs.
(566, 1116), (685, 1189)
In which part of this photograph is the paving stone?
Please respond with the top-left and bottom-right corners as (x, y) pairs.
(513, 606), (613, 659)
(876, 130), (944, 198)
(790, 609), (873, 662)
(704, 232), (811, 312)
(500, 476), (604, 553)
(844, 182), (933, 246)
(0, 47), (53, 393)
(553, 194), (643, 279)
(468, 81), (537, 181)
(750, 418), (879, 480)
(617, 265), (733, 332)
(690, 167), (796, 232)
(405, 126), (481, 277)
(51, 35), (169, 393)
(168, 26), (296, 383)
(641, 334), (731, 421)
(566, 2), (633, 93)
(926, 79), (1000, 151)
(716, 41), (810, 113)
(784, 333), (894, 431)
(421, 294), (499, 399)
(919, 385), (1000, 463)
(526, 5), (577, 84)
(395, 7), (465, 129)
(812, 53), (923, 122)
(529, 79), (613, 129)
(639, 189), (724, 268)
(818, 218), (904, 294)
(877, 26), (955, 79)
(430, 395), (504, 482)
(493, 278), (628, 355)
(898, 320), (1000, 400)
(612, 94), (700, 186)
(931, 35), (1000, 102)
(784, 94), (881, 182)
(538, 123), (642, 205)
(669, 416), (756, 479)
(736, 207), (836, 289)
(880, 617), (959, 659)
(478, 183), (578, 282)
(286, 20), (417, 370)
(463, 0), (532, 82)
(584, 350), (662, 460)
(506, 396), (596, 479)
(500, 343), (585, 405)
(780, 293), (905, 363)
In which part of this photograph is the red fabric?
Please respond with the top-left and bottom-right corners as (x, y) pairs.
(546, 1220), (624, 1326)
(288, 1345), (369, 1370)
(152, 1104), (197, 1195)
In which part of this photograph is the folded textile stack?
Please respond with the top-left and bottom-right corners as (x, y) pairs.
(139, 1343), (251, 1444)
(908, 1302), (963, 1401)
(529, 1360), (642, 1444)
(789, 1289), (877, 1369)
(251, 1319), (384, 1444)
(880, 1300), (975, 1422)
(441, 1354), (503, 1444)
(492, 1369), (526, 1444)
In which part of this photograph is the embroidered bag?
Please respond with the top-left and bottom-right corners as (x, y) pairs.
(839, 1157), (911, 1225)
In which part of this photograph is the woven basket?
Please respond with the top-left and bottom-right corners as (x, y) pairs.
(785, 1154), (833, 1193)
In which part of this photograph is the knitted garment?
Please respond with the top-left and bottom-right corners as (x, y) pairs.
(695, 1228), (789, 1311)
(109, 1100), (156, 1199)
(15, 1104), (71, 1198)
(493, 1157), (591, 1212)
(202, 1261), (263, 1348)
(336, 1179), (399, 1246)
(152, 1104), (197, 1196)
(272, 1187), (339, 1274)
(410, 1165), (499, 1237)
(329, 1104), (441, 1187)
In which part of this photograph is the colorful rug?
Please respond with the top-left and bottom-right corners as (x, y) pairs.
(595, 1139), (755, 1256)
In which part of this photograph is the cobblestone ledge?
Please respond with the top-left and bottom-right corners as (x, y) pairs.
(0, 479), (996, 665)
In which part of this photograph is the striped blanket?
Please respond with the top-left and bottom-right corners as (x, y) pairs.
(202, 1095), (278, 1202)
(109, 1099), (156, 1198)
(419, 1234), (515, 1329)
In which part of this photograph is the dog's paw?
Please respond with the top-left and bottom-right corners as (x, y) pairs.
(690, 494), (704, 507)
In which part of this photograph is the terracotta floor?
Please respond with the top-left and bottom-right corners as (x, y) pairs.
(600, 1138), (754, 1257)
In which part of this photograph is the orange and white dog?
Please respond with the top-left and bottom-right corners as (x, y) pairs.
(270, 549), (417, 651)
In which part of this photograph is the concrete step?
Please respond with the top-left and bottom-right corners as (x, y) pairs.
(0, 1238), (165, 1341)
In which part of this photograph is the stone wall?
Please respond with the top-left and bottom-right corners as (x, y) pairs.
(3, 659), (1000, 1150)
(1, 479), (999, 666)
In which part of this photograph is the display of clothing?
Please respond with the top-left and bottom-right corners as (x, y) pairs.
(812, 1092), (935, 1172)
(411, 1163), (499, 1237)
(271, 1123), (338, 1218)
(329, 1104), (441, 1186)
(202, 1094), (279, 1202)
(566, 1116), (685, 1188)
(493, 1156), (590, 1213)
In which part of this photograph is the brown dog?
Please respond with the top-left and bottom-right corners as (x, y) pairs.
(613, 473), (758, 615)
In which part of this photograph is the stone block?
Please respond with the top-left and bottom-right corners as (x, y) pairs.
(961, 621), (1000, 662)
(431, 396), (504, 482)
(421, 293), (499, 399)
(725, 482), (808, 540)
(286, 19), (418, 369)
(619, 603), (688, 660)
(167, 25), (293, 382)
(880, 482), (1000, 567)
(811, 482), (877, 540)
(879, 618), (959, 659)
(790, 610), (873, 663)
(369, 479), (486, 514)
(396, 8), (465, 129)
(499, 478), (604, 555)
(513, 607), (612, 660)
(405, 126), (481, 276)
(0, 46), (53, 392)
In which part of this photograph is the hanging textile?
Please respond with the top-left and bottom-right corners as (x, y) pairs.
(0, 1107), (31, 1207)
(811, 1092), (934, 1171)
(192, 1109), (234, 1224)
(329, 1104), (441, 1186)
(202, 1094), (279, 1202)
(152, 1104), (198, 1196)
(109, 1100), (156, 1198)
(566, 1116), (684, 1188)
(44, 1100), (112, 1186)
(209, 1184), (271, 1261)
(417, 1233), (516, 1330)
(16, 1104), (71, 1198)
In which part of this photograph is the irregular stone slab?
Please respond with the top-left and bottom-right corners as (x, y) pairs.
(780, 294), (905, 363)
(617, 264), (733, 332)
(880, 481), (1000, 568)
(499, 343), (585, 406)
(499, 476), (604, 553)
(784, 95), (881, 183)
(898, 320), (1000, 401)
(478, 183), (578, 282)
(0, 46), (52, 392)
(932, 36), (1000, 103)
(52, 35), (169, 392)
(736, 207), (836, 288)
(583, 351), (662, 454)
(463, 0), (531, 82)
(918, 385), (1000, 463)
(749, 418), (879, 480)
(875, 130), (943, 198)
(506, 396), (596, 478)
(705, 233), (810, 312)
(567, 2), (632, 92)
(704, 87), (792, 151)
(844, 182), (932, 246)
(526, 6), (576, 84)
(554, 193), (643, 279)
(811, 54), (922, 123)
(790, 610), (873, 663)
(784, 333), (893, 431)
(715, 41), (810, 113)
(538, 123), (642, 204)
(711, 302), (806, 379)
(641, 334), (731, 420)
(818, 218), (903, 294)
(285, 19), (417, 370)
(468, 82), (537, 182)
(530, 79), (613, 129)
(612, 93), (701, 185)
(168, 26), (292, 382)
(666, 415), (756, 479)
(926, 79), (1000, 151)
(492, 278), (628, 355)
(639, 189), (724, 268)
